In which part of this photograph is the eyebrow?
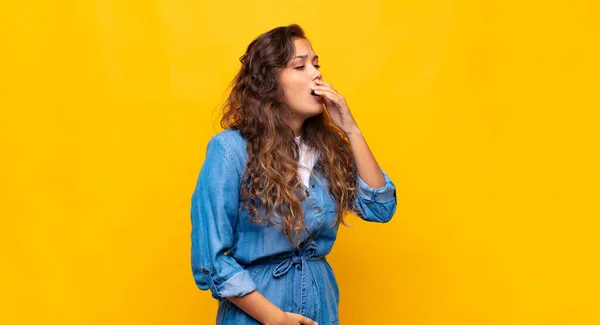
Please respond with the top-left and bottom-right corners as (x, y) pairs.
(292, 54), (319, 61)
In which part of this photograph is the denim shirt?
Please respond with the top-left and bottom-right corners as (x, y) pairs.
(190, 128), (397, 320)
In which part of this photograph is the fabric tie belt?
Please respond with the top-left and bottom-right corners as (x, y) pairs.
(251, 240), (324, 276)
(248, 240), (325, 315)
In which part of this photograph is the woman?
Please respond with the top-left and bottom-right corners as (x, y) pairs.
(191, 24), (397, 325)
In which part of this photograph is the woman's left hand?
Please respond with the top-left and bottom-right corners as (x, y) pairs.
(311, 79), (359, 135)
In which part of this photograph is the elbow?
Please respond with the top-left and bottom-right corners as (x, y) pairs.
(380, 213), (394, 224)
(376, 207), (396, 224)
(376, 197), (398, 223)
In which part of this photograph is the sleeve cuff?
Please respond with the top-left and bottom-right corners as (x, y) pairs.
(356, 169), (396, 203)
(215, 269), (257, 298)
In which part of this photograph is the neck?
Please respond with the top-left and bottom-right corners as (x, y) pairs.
(287, 116), (305, 137)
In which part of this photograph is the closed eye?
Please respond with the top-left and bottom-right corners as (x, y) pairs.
(294, 65), (321, 70)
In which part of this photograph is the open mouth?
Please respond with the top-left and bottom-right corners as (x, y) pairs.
(311, 90), (324, 102)
(311, 90), (323, 97)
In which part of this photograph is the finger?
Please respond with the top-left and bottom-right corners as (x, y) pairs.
(311, 85), (339, 96)
(311, 84), (338, 95)
(312, 86), (345, 102)
(313, 88), (343, 104)
(323, 95), (337, 109)
(298, 315), (317, 325)
(315, 79), (332, 89)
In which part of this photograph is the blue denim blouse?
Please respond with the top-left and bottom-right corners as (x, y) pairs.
(190, 128), (397, 324)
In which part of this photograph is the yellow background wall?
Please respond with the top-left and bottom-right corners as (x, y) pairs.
(1, 0), (599, 324)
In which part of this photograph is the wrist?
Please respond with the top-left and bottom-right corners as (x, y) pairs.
(344, 125), (361, 137)
(263, 308), (286, 325)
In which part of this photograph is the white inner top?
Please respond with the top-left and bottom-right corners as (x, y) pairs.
(294, 135), (318, 187)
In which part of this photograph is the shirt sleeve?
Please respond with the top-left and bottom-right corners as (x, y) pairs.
(352, 167), (398, 223)
(190, 135), (257, 300)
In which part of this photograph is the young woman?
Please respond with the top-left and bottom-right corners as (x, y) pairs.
(191, 24), (397, 325)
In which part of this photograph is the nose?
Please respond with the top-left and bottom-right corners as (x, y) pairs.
(312, 67), (322, 81)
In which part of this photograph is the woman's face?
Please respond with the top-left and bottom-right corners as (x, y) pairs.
(279, 38), (324, 121)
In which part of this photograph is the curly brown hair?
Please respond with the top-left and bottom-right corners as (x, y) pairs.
(220, 24), (358, 249)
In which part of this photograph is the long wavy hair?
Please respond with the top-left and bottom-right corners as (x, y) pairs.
(220, 24), (359, 248)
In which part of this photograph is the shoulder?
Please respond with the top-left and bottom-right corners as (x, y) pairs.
(213, 128), (245, 146)
(210, 128), (247, 155)
(207, 128), (248, 174)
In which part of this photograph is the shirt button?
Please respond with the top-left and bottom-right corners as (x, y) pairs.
(202, 268), (209, 274)
(316, 206), (323, 213)
(305, 189), (309, 197)
(311, 183), (315, 188)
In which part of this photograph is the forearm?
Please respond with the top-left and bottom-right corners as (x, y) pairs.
(227, 290), (285, 325)
(346, 127), (386, 188)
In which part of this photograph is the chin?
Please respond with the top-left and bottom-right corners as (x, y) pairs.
(290, 103), (323, 119)
(307, 105), (324, 117)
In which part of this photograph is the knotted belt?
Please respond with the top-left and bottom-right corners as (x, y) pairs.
(249, 240), (325, 315)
